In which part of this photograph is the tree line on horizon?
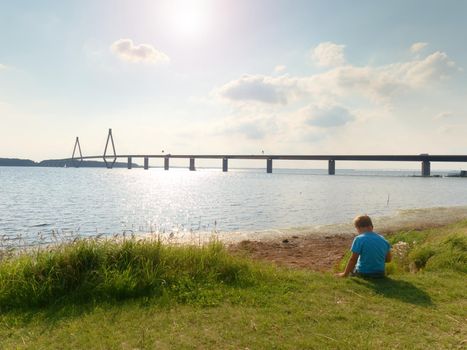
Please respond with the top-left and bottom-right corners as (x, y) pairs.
(0, 158), (140, 168)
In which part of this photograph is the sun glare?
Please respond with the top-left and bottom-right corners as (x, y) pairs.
(165, 0), (212, 40)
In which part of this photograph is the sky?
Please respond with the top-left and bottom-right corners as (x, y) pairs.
(1, 0), (467, 169)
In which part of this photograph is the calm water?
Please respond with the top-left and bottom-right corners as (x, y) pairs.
(1, 167), (467, 247)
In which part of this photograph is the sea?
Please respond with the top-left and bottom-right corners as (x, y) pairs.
(1, 166), (467, 248)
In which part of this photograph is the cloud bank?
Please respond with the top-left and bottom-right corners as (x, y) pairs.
(213, 43), (461, 146)
(311, 42), (346, 67)
(218, 50), (458, 105)
(110, 39), (169, 64)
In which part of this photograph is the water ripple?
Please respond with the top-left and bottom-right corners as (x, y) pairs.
(1, 167), (467, 248)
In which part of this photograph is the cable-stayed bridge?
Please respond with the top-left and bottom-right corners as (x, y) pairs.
(60, 129), (467, 176)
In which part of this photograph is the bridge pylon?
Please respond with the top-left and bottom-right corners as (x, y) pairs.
(71, 136), (83, 167)
(103, 128), (117, 169)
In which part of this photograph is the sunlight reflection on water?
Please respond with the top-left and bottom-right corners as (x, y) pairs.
(1, 166), (467, 247)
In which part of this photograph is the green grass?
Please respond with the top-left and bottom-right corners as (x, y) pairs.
(0, 222), (466, 349)
(0, 239), (254, 309)
(386, 221), (467, 273)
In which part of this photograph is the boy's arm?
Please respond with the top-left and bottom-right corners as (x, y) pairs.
(336, 252), (359, 277)
(385, 250), (392, 262)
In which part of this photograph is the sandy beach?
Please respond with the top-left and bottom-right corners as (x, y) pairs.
(226, 206), (467, 271)
(73, 205), (467, 272)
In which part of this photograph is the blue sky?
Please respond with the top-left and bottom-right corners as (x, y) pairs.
(1, 0), (466, 169)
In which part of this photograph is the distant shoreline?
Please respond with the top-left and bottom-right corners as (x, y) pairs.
(0, 157), (140, 168)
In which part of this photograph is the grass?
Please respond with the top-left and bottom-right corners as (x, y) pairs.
(0, 238), (254, 309)
(0, 222), (466, 349)
(386, 221), (467, 273)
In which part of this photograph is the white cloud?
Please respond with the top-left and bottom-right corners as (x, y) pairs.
(217, 74), (300, 104)
(307, 65), (403, 102)
(214, 45), (461, 150)
(0, 63), (7, 71)
(311, 42), (346, 67)
(302, 104), (356, 128)
(274, 65), (287, 73)
(314, 51), (458, 101)
(410, 42), (428, 54)
(217, 50), (459, 107)
(110, 39), (169, 64)
(209, 44), (464, 154)
(399, 51), (458, 85)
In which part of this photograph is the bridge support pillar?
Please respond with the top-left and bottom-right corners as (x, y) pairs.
(328, 160), (335, 175)
(267, 158), (273, 173)
(127, 157), (132, 169)
(189, 158), (196, 171)
(144, 157), (149, 170)
(222, 158), (228, 172)
(421, 160), (430, 177)
(164, 157), (169, 170)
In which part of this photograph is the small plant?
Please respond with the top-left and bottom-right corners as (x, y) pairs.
(390, 241), (411, 272)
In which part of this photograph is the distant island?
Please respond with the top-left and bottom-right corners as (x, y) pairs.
(0, 158), (140, 168)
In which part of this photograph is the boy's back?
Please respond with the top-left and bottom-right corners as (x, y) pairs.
(351, 232), (391, 274)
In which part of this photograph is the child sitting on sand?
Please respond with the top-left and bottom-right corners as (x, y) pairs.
(337, 215), (392, 278)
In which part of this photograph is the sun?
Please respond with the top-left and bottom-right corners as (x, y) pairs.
(166, 0), (212, 40)
(176, 7), (207, 37)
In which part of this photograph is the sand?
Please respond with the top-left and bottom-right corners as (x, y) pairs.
(226, 206), (467, 271)
(5, 206), (467, 271)
(138, 206), (467, 272)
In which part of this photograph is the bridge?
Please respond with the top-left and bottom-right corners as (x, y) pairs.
(64, 129), (467, 176)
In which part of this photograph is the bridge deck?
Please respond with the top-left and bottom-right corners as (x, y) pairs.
(65, 131), (467, 175)
(60, 153), (467, 176)
(62, 154), (467, 162)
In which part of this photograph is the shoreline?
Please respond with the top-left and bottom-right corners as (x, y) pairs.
(226, 205), (467, 271)
(131, 205), (467, 246)
(213, 205), (467, 244)
(3, 206), (467, 268)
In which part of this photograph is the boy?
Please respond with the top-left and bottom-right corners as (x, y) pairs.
(337, 215), (392, 278)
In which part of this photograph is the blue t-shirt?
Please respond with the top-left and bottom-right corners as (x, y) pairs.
(351, 232), (391, 274)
